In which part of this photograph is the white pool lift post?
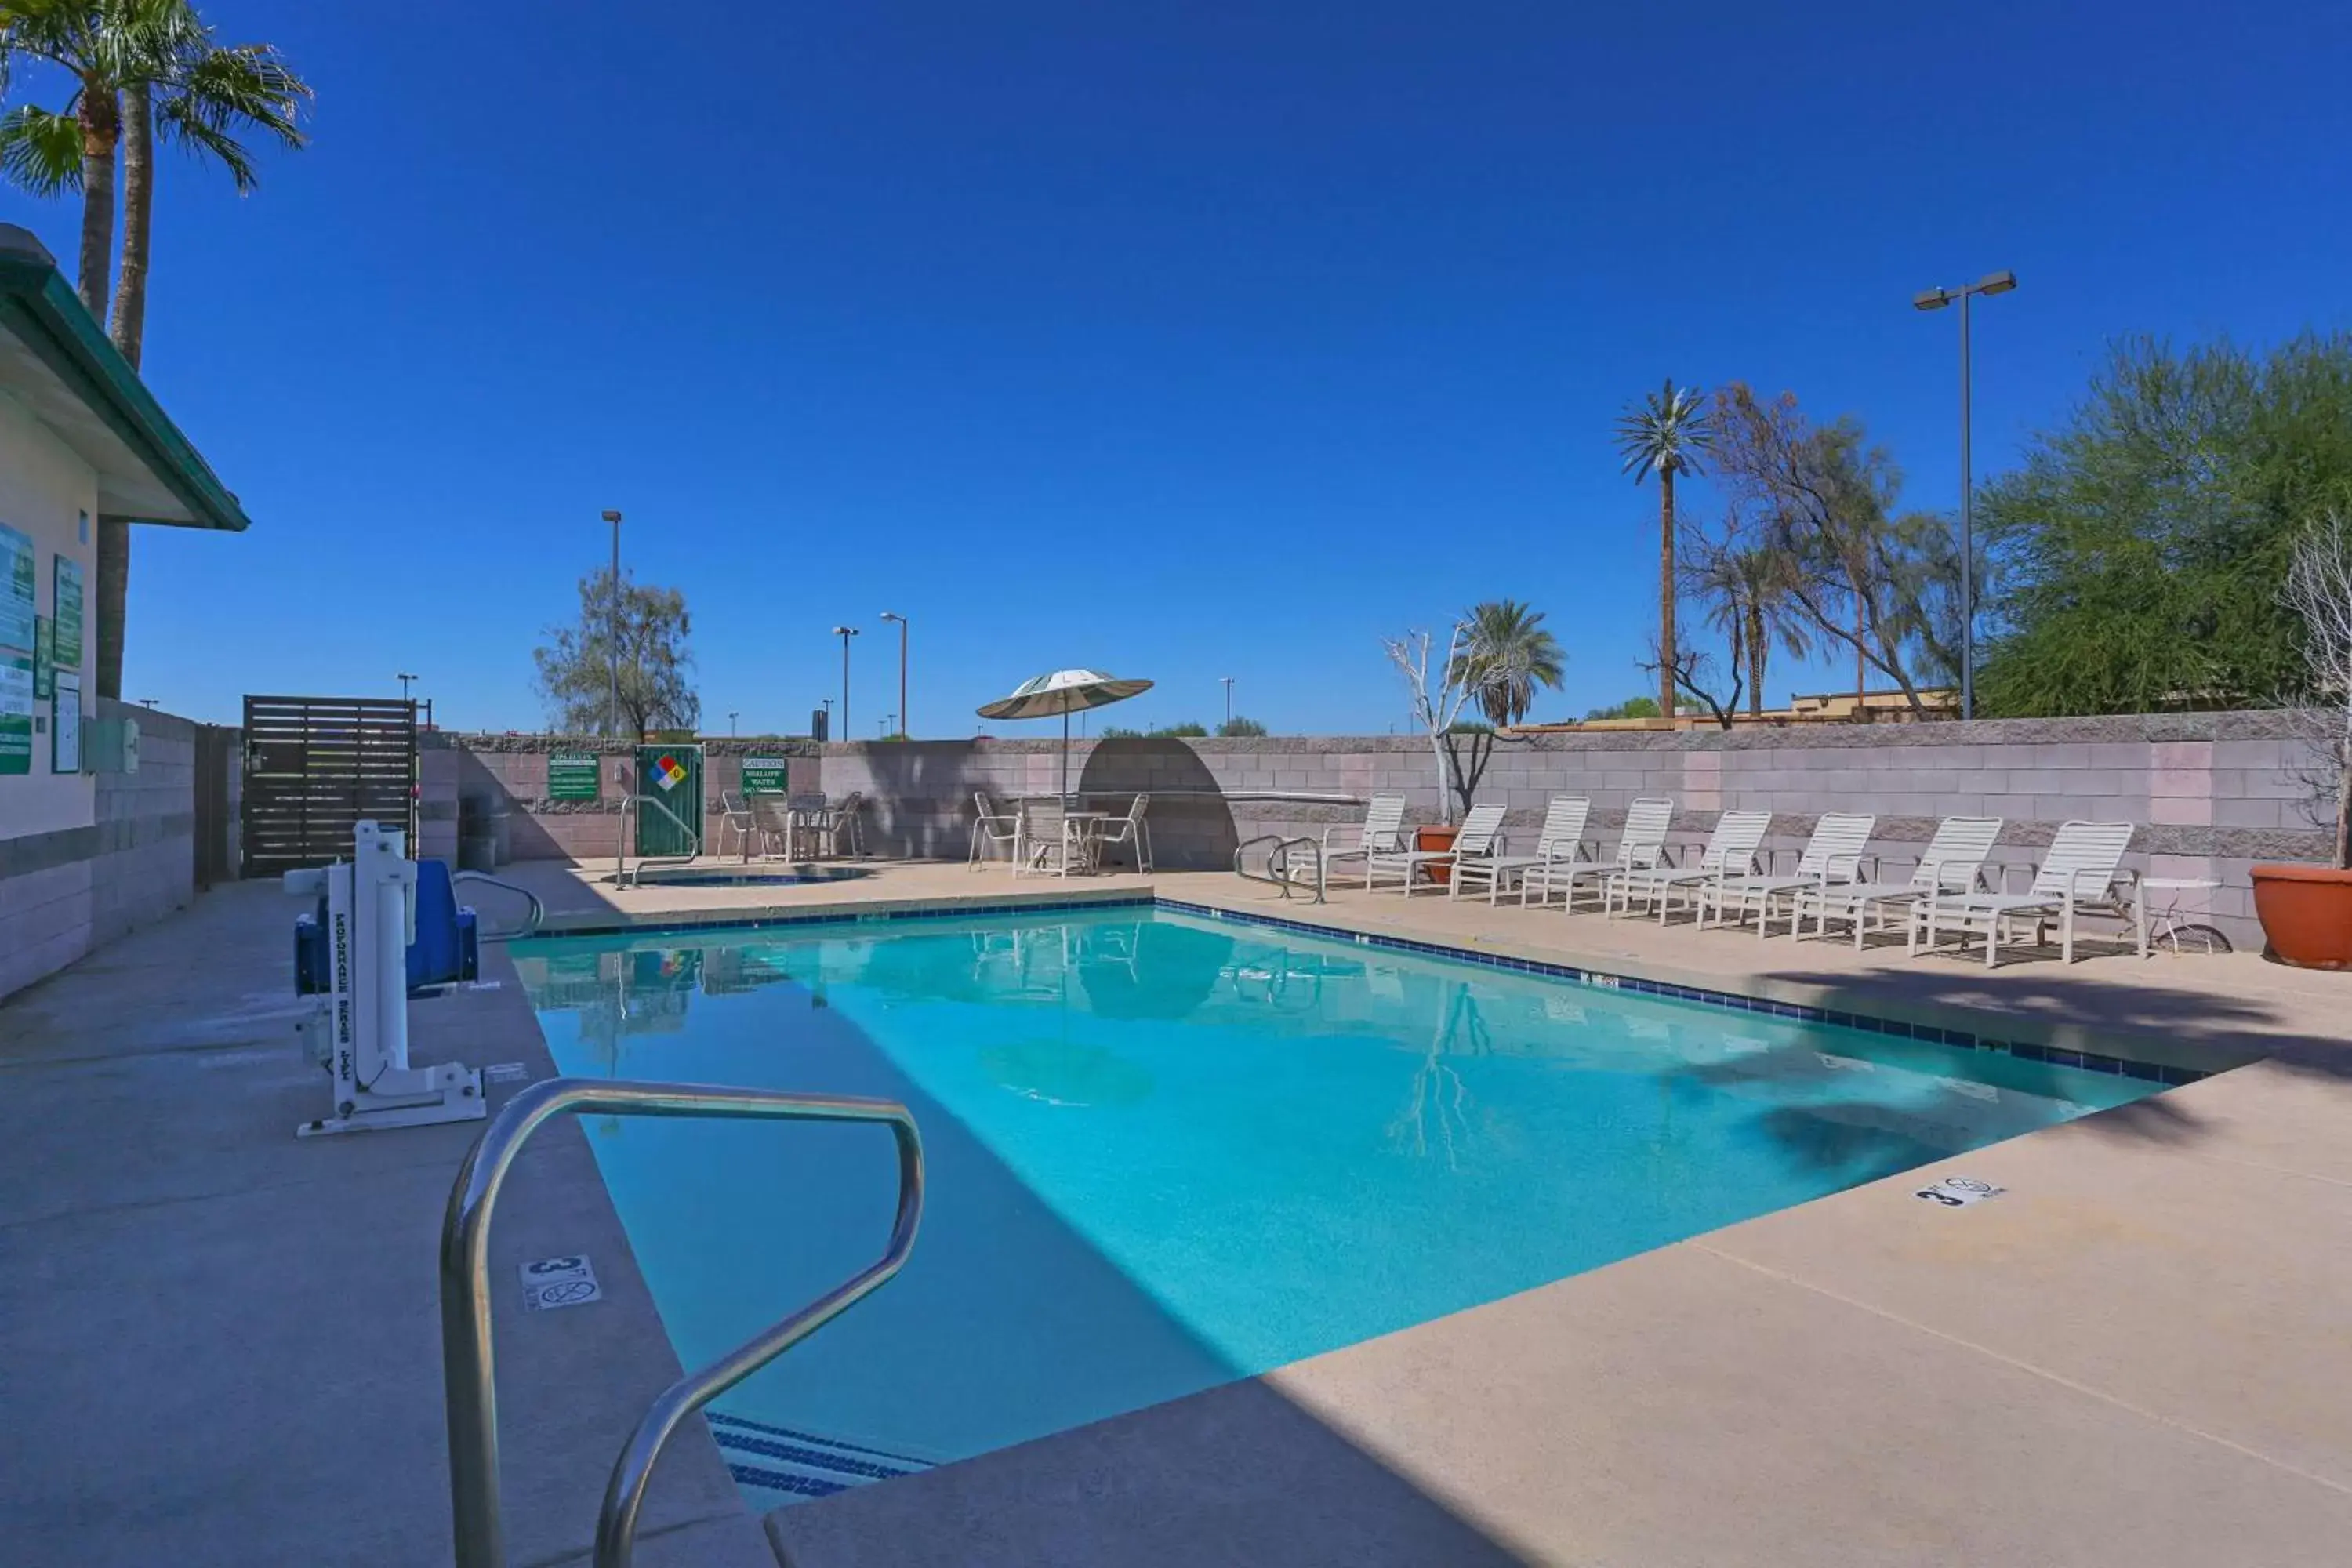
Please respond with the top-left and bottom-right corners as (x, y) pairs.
(975, 667), (1154, 805)
(285, 820), (485, 1138)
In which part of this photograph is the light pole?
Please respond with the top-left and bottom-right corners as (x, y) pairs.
(1221, 676), (1234, 729)
(728, 710), (739, 737)
(601, 510), (623, 736)
(820, 697), (833, 740)
(830, 626), (859, 739)
(1913, 270), (2016, 721)
(397, 671), (418, 705)
(878, 612), (908, 739)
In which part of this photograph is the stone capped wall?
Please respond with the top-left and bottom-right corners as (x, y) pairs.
(812, 711), (2333, 944)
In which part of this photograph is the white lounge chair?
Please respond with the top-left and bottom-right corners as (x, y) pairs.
(1323, 794), (1408, 889)
(1909, 821), (2137, 967)
(1453, 796), (1590, 904)
(1369, 804), (1506, 895)
(1798, 815), (2004, 949)
(1523, 797), (1673, 913)
(1608, 810), (1772, 924)
(1702, 812), (1877, 938)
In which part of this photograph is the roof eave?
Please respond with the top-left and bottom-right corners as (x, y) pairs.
(0, 231), (252, 533)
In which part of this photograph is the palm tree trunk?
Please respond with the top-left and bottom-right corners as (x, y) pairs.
(110, 84), (153, 369)
(1658, 470), (1677, 722)
(1747, 600), (1766, 717)
(74, 78), (121, 321)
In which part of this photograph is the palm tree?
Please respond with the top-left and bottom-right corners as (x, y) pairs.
(1614, 379), (1715, 720)
(1451, 598), (1567, 727)
(2, 1), (306, 696)
(1696, 543), (1811, 717)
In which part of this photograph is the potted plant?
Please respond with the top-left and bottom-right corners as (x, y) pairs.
(1381, 606), (1562, 884)
(2252, 513), (2352, 967)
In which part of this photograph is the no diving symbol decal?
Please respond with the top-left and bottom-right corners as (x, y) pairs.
(520, 1254), (604, 1311)
(1915, 1176), (2005, 1209)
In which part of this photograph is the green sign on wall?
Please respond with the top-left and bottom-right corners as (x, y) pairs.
(0, 650), (31, 775)
(0, 524), (33, 653)
(32, 616), (52, 700)
(547, 751), (601, 801)
(53, 554), (83, 670)
(742, 756), (790, 793)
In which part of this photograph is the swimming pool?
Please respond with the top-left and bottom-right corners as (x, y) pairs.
(510, 905), (2161, 1506)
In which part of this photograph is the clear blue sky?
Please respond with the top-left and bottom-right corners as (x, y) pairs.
(6, 1), (2347, 735)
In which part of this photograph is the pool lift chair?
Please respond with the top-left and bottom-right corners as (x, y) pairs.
(287, 820), (487, 1138)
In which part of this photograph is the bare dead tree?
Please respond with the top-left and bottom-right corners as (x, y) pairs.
(1383, 625), (1474, 825)
(1640, 633), (1743, 731)
(2282, 512), (2352, 868)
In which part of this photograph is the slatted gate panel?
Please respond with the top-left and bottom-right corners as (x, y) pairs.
(240, 695), (419, 877)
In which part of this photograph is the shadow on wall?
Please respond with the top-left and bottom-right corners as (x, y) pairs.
(1078, 739), (1240, 871)
(849, 741), (988, 858)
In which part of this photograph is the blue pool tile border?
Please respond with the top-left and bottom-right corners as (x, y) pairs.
(1152, 898), (2205, 1087)
(529, 891), (2201, 1087)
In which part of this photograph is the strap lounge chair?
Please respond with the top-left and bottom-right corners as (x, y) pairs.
(1908, 821), (2137, 967)
(1368, 804), (1506, 895)
(1323, 795), (1409, 889)
(1701, 812), (1877, 938)
(1607, 811), (1772, 924)
(1452, 796), (1590, 904)
(714, 791), (757, 860)
(1798, 815), (2004, 949)
(1523, 797), (1673, 913)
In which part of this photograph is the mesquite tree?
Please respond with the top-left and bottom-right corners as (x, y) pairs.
(2282, 513), (2352, 869)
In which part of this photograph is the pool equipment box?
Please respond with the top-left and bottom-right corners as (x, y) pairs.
(285, 821), (484, 1138)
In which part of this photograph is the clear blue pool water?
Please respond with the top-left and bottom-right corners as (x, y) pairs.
(510, 906), (2157, 1504)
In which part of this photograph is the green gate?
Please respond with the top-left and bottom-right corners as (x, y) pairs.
(633, 743), (704, 856)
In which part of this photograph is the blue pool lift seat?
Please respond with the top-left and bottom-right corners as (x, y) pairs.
(295, 857), (480, 997)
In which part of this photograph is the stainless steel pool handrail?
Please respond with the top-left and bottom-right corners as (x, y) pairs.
(449, 870), (544, 939)
(440, 1078), (924, 1568)
(1234, 833), (1327, 903)
(612, 793), (702, 887)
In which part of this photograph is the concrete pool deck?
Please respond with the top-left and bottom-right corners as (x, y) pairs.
(5, 855), (2349, 1565)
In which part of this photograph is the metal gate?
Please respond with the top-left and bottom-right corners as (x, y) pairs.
(633, 743), (703, 856)
(241, 695), (419, 876)
(193, 723), (238, 887)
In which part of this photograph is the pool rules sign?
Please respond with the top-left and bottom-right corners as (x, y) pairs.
(546, 752), (600, 801)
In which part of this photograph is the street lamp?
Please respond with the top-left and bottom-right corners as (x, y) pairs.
(728, 710), (739, 737)
(879, 611), (908, 739)
(601, 510), (623, 736)
(830, 625), (860, 738)
(1221, 676), (1234, 729)
(1913, 269), (2016, 721)
(397, 671), (418, 705)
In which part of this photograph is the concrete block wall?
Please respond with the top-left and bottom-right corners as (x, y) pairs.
(1, 700), (199, 1001)
(816, 712), (2338, 945)
(423, 735), (821, 865)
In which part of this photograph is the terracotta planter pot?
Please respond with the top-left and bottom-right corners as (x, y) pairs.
(2249, 863), (2352, 970)
(1416, 825), (1460, 887)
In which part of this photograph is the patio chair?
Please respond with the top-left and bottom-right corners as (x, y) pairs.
(969, 790), (1022, 869)
(714, 791), (757, 859)
(813, 792), (865, 858)
(1016, 798), (1075, 878)
(1322, 795), (1408, 889)
(1908, 821), (2137, 967)
(1701, 812), (1877, 938)
(1367, 804), (1506, 895)
(1607, 810), (1772, 924)
(1089, 793), (1154, 873)
(1797, 816), (2004, 950)
(752, 796), (802, 860)
(1452, 796), (1590, 904)
(1522, 797), (1673, 914)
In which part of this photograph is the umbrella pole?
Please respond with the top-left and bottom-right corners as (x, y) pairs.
(1062, 710), (1071, 805)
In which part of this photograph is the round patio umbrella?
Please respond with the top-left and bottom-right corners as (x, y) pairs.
(975, 668), (1153, 801)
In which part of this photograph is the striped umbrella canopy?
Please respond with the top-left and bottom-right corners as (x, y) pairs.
(976, 668), (1154, 800)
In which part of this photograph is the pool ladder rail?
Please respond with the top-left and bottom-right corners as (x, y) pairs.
(1234, 833), (1328, 903)
(440, 1079), (924, 1568)
(449, 870), (544, 940)
(612, 793), (702, 887)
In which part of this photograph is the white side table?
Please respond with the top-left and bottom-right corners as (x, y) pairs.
(2136, 877), (2229, 957)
